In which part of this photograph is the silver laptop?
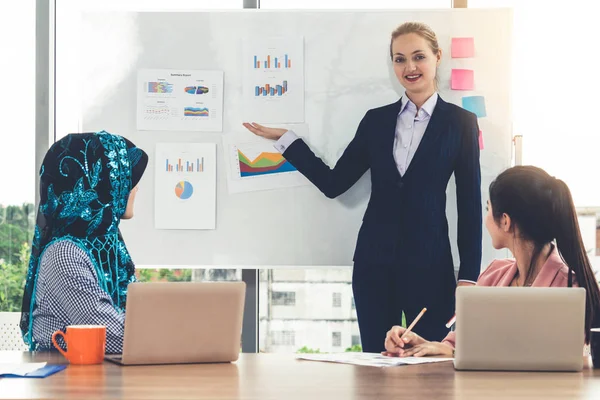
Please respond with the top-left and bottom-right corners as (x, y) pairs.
(105, 281), (246, 365)
(454, 286), (585, 372)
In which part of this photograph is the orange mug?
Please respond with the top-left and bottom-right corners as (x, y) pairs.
(52, 325), (106, 365)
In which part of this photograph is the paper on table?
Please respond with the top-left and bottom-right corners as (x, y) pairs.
(0, 363), (47, 376)
(296, 353), (452, 368)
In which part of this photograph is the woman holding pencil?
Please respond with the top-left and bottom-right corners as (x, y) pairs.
(384, 166), (600, 356)
(243, 22), (482, 352)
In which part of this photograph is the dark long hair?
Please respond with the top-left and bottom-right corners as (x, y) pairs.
(489, 166), (600, 343)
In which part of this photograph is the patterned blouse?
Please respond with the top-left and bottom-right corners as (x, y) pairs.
(31, 240), (125, 354)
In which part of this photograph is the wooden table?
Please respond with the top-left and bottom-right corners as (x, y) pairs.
(1, 351), (600, 399)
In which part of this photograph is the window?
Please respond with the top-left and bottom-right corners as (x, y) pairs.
(260, 0), (451, 9)
(332, 293), (342, 308)
(332, 332), (342, 347)
(272, 291), (296, 306)
(136, 268), (241, 283)
(352, 335), (361, 346)
(468, 0), (599, 208)
(271, 331), (295, 346)
(0, 0), (35, 312)
(260, 269), (357, 353)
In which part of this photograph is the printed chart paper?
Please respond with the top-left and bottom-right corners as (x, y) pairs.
(242, 37), (304, 123)
(155, 143), (216, 229)
(137, 69), (223, 132)
(223, 133), (309, 194)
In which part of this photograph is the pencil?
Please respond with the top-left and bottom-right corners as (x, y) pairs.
(445, 314), (456, 329)
(401, 307), (427, 339)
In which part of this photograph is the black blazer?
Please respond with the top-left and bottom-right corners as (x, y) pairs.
(283, 96), (482, 282)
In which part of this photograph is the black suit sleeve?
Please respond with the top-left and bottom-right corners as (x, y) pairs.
(283, 111), (372, 199)
(454, 112), (483, 281)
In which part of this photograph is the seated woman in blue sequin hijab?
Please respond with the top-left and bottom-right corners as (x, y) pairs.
(20, 131), (148, 353)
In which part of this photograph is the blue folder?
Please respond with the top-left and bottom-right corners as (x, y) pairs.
(0, 364), (67, 378)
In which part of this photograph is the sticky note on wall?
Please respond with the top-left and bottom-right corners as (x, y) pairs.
(451, 37), (475, 58)
(451, 69), (474, 90)
(462, 96), (487, 118)
(478, 130), (484, 150)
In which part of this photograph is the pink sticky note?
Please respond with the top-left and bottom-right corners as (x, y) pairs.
(478, 130), (484, 150)
(451, 69), (474, 90)
(451, 37), (475, 58)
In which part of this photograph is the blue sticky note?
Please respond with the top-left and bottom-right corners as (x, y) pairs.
(462, 96), (487, 118)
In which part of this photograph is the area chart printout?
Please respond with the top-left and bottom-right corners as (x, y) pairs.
(137, 69), (224, 132)
(223, 135), (309, 194)
(242, 36), (304, 124)
(155, 143), (216, 229)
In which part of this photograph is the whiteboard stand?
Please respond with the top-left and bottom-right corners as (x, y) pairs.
(242, 269), (258, 353)
(513, 135), (523, 166)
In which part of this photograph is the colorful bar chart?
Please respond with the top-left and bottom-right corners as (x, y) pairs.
(254, 81), (288, 97)
(253, 54), (292, 69)
(165, 157), (204, 172)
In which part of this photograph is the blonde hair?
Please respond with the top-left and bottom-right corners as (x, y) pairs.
(389, 22), (440, 60)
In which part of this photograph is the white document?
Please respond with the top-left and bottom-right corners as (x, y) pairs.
(222, 128), (310, 194)
(137, 69), (224, 132)
(296, 353), (452, 368)
(154, 143), (217, 230)
(0, 362), (47, 376)
(242, 36), (304, 123)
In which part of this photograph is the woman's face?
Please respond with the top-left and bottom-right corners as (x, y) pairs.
(391, 33), (440, 96)
(122, 185), (138, 220)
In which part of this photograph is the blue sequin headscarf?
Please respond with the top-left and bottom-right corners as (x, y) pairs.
(20, 131), (148, 349)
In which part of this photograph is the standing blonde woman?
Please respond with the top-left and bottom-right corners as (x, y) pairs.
(244, 22), (482, 352)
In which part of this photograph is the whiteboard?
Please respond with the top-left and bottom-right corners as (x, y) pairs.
(77, 9), (512, 267)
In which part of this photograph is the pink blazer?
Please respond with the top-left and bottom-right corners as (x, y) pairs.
(442, 246), (574, 348)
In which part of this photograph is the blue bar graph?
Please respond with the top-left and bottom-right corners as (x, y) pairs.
(254, 80), (289, 97)
(252, 54), (292, 69)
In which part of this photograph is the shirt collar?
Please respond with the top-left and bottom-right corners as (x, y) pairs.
(399, 92), (439, 117)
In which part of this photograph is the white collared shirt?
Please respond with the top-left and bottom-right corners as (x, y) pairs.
(393, 92), (438, 176)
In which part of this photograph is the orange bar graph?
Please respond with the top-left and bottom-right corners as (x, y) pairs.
(288, 59), (291, 68)
(267, 55), (270, 68)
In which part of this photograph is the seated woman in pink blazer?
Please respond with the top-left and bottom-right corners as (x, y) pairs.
(384, 166), (600, 357)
